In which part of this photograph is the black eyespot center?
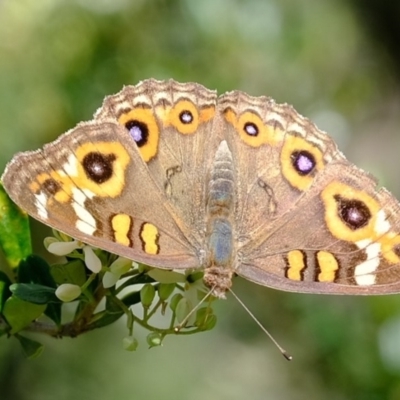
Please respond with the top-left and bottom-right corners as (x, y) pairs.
(125, 119), (149, 147)
(179, 110), (194, 124)
(334, 195), (372, 230)
(291, 150), (316, 175)
(82, 152), (116, 184)
(244, 122), (258, 136)
(42, 178), (61, 195)
(393, 244), (400, 258)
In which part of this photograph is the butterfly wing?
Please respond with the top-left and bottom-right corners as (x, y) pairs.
(219, 91), (400, 294)
(2, 120), (204, 268)
(94, 79), (225, 251)
(218, 90), (345, 239)
(2, 80), (234, 271)
(238, 161), (400, 294)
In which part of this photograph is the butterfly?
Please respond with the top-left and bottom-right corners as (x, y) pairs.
(3, 79), (400, 299)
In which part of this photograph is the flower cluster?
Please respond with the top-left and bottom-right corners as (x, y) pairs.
(40, 230), (216, 350)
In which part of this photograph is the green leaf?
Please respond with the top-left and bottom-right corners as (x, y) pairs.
(15, 334), (44, 359)
(175, 297), (192, 324)
(147, 269), (186, 284)
(0, 316), (9, 336)
(87, 309), (124, 330)
(0, 270), (12, 312)
(186, 271), (204, 283)
(10, 283), (57, 304)
(45, 302), (62, 326)
(195, 307), (217, 331)
(121, 290), (142, 307)
(51, 259), (88, 286)
(18, 255), (56, 287)
(117, 273), (155, 292)
(0, 183), (31, 268)
(169, 293), (183, 312)
(3, 296), (46, 334)
(105, 295), (122, 312)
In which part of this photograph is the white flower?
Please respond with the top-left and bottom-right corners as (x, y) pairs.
(82, 245), (102, 273)
(55, 283), (82, 302)
(47, 239), (80, 256)
(102, 258), (134, 288)
(46, 238), (102, 273)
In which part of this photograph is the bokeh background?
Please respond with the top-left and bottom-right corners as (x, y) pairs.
(1, 0), (400, 399)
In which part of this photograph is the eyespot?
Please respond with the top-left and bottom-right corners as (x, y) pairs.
(75, 142), (130, 197)
(32, 172), (68, 202)
(224, 109), (282, 147)
(33, 172), (72, 203)
(321, 181), (381, 242)
(82, 152), (116, 184)
(179, 110), (194, 124)
(281, 135), (324, 191)
(42, 178), (61, 195)
(237, 114), (264, 144)
(118, 108), (160, 162)
(168, 100), (199, 134)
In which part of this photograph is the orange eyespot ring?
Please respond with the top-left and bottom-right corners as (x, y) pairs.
(168, 100), (199, 134)
(75, 142), (130, 197)
(224, 110), (282, 147)
(281, 135), (324, 191)
(321, 181), (381, 242)
(118, 108), (160, 162)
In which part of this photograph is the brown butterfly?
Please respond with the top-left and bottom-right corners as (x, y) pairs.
(3, 79), (400, 299)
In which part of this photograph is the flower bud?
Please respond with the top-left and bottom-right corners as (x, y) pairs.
(55, 284), (81, 302)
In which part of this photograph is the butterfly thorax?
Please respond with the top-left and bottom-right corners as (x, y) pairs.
(203, 140), (235, 298)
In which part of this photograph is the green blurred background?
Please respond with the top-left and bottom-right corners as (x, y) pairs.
(1, 0), (400, 399)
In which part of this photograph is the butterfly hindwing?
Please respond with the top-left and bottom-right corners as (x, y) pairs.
(238, 161), (400, 294)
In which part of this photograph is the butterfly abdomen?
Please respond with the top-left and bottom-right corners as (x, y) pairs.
(207, 140), (234, 216)
(204, 140), (236, 298)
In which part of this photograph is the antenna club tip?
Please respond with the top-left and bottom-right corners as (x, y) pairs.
(283, 352), (293, 361)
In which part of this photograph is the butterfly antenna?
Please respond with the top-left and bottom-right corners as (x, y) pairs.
(174, 287), (214, 332)
(228, 288), (292, 361)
